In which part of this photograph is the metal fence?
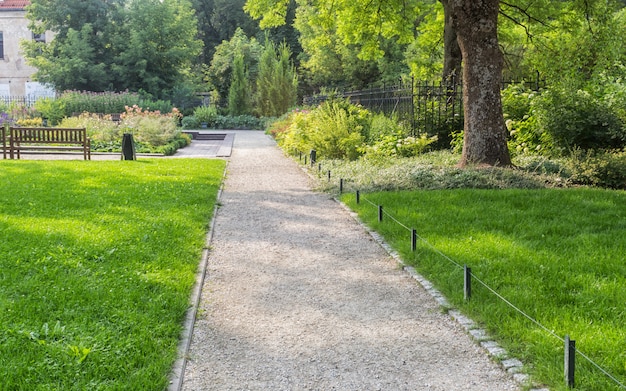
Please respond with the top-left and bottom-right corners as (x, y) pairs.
(0, 96), (41, 107)
(303, 75), (545, 142)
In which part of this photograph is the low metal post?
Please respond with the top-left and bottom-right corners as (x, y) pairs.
(411, 229), (417, 252)
(565, 335), (575, 388)
(356, 190), (360, 204)
(339, 178), (344, 194)
(378, 205), (383, 222)
(310, 149), (317, 165)
(464, 265), (472, 301)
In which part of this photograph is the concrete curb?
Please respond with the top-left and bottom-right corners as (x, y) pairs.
(168, 164), (228, 391)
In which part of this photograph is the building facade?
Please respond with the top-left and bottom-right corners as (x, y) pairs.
(0, 0), (53, 98)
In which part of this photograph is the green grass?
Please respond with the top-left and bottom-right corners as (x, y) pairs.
(342, 188), (626, 390)
(0, 159), (225, 390)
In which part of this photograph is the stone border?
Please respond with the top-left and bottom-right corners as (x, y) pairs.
(167, 168), (227, 391)
(335, 199), (550, 391)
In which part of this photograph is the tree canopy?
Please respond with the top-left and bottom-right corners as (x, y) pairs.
(244, 0), (626, 166)
(23, 0), (203, 98)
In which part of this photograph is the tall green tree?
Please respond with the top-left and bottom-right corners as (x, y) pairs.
(246, 0), (512, 166)
(228, 53), (252, 115)
(119, 0), (203, 97)
(256, 39), (298, 116)
(23, 0), (202, 98)
(204, 28), (262, 108)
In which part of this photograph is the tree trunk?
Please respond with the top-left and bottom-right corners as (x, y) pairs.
(440, 0), (462, 84)
(450, 0), (512, 167)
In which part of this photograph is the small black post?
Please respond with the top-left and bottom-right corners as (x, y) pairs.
(411, 229), (417, 252)
(299, 151), (302, 161)
(378, 205), (383, 222)
(356, 190), (360, 204)
(565, 335), (575, 388)
(304, 155), (307, 165)
(318, 163), (322, 173)
(327, 170), (331, 182)
(339, 178), (344, 194)
(310, 149), (317, 165)
(464, 265), (472, 301)
(121, 133), (136, 160)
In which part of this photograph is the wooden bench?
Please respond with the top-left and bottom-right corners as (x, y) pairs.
(4, 127), (91, 160)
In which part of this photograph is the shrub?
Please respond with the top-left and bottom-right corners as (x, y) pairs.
(59, 114), (120, 143)
(58, 90), (174, 117)
(34, 98), (66, 126)
(534, 88), (626, 153)
(120, 105), (181, 146)
(566, 149), (626, 189)
(181, 115), (200, 129)
(193, 106), (218, 126)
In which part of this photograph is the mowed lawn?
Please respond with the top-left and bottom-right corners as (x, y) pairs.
(0, 159), (225, 390)
(343, 188), (625, 391)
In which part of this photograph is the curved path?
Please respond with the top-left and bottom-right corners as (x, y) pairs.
(179, 130), (520, 390)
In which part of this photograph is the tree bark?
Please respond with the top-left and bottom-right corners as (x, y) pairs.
(440, 0), (462, 84)
(450, 0), (512, 167)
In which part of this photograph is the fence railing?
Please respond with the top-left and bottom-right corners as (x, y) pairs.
(303, 75), (544, 138)
(0, 95), (43, 107)
(294, 151), (626, 391)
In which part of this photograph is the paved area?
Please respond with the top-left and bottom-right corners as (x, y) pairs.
(176, 130), (521, 390)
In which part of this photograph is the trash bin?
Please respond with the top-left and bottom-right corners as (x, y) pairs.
(121, 133), (136, 160)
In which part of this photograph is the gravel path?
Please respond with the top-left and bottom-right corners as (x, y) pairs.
(180, 130), (520, 391)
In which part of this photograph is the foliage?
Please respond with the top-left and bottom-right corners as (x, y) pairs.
(119, 105), (182, 146)
(256, 39), (298, 117)
(59, 113), (121, 143)
(534, 88), (626, 153)
(0, 159), (225, 389)
(33, 98), (66, 126)
(204, 28), (262, 108)
(342, 188), (626, 391)
(58, 106), (183, 150)
(270, 100), (440, 161)
(181, 116), (200, 129)
(228, 54), (252, 116)
(23, 0), (203, 98)
(57, 90), (173, 117)
(193, 106), (219, 125)
(213, 115), (267, 130)
(566, 149), (626, 189)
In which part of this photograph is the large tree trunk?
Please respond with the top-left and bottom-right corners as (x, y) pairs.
(450, 0), (512, 167)
(440, 0), (462, 83)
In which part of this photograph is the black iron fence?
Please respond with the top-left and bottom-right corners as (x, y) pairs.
(303, 75), (545, 144)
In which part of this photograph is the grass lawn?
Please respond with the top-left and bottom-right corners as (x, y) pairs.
(342, 188), (625, 391)
(0, 159), (225, 390)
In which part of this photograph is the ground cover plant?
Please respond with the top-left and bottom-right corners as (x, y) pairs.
(0, 159), (225, 389)
(341, 188), (625, 390)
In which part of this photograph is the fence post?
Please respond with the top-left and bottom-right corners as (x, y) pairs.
(327, 170), (331, 182)
(411, 229), (417, 252)
(565, 335), (576, 388)
(339, 178), (344, 194)
(378, 205), (383, 222)
(356, 190), (360, 204)
(310, 149), (317, 165)
(464, 265), (472, 301)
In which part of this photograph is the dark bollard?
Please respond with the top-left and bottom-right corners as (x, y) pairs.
(310, 149), (317, 165)
(565, 335), (575, 388)
(121, 133), (136, 160)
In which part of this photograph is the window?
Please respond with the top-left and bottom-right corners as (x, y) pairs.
(33, 32), (45, 44)
(0, 32), (4, 60)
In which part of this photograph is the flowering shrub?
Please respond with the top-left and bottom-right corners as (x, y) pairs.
(119, 105), (181, 146)
(60, 113), (120, 143)
(0, 112), (13, 127)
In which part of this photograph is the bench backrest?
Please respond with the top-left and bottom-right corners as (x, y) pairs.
(10, 127), (87, 144)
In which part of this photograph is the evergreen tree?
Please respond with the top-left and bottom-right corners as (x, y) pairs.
(228, 54), (251, 115)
